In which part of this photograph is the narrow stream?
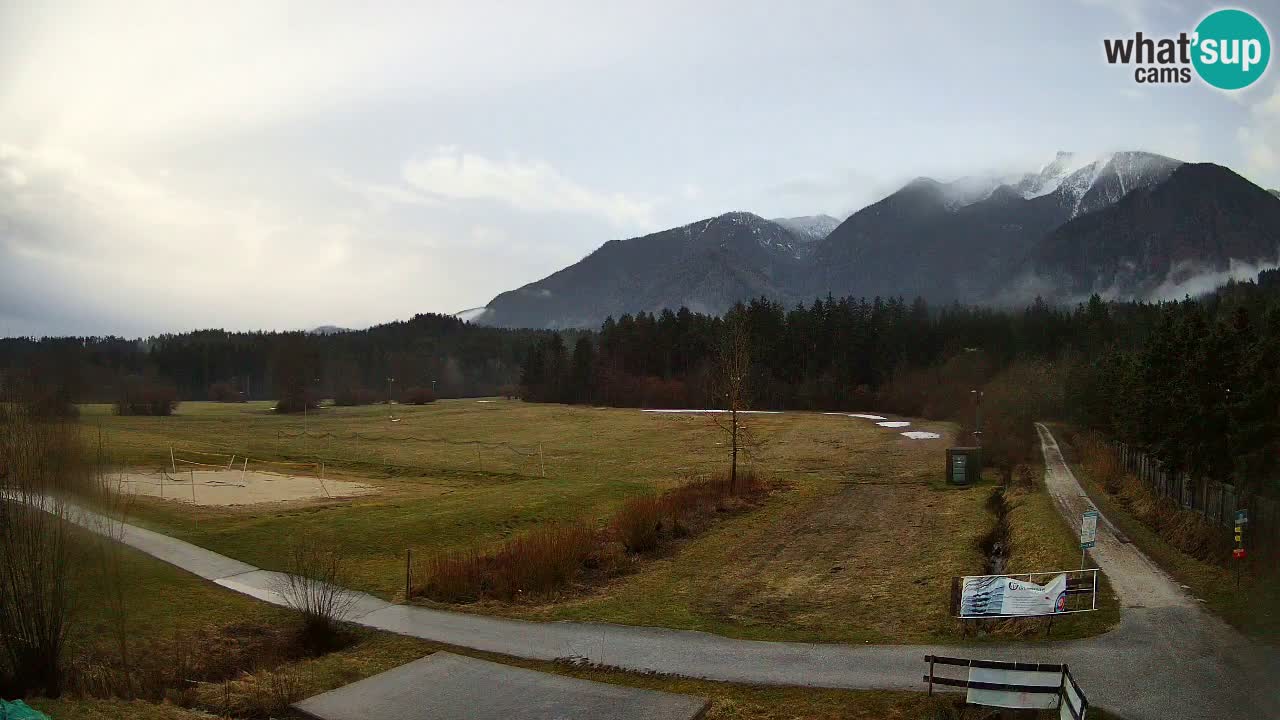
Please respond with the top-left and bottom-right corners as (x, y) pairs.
(981, 487), (1011, 575)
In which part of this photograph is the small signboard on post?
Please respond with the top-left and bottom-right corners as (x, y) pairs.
(1233, 509), (1247, 587)
(1080, 509), (1098, 550)
(1234, 508), (1248, 560)
(1079, 509), (1098, 569)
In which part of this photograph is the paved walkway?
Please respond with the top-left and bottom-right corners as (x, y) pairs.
(292, 652), (710, 720)
(62, 426), (1280, 720)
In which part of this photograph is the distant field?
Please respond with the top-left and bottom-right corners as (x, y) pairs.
(81, 400), (1114, 643)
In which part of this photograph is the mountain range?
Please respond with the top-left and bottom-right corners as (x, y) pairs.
(471, 151), (1280, 329)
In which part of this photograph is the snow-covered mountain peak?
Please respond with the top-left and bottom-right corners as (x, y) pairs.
(1053, 151), (1182, 218)
(772, 214), (841, 242)
(1015, 151), (1090, 199)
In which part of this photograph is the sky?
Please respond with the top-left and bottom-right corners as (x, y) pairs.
(2, 0), (1279, 337)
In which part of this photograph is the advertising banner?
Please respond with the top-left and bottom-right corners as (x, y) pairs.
(959, 573), (1068, 617)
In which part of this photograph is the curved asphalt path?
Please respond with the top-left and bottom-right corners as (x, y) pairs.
(62, 425), (1280, 720)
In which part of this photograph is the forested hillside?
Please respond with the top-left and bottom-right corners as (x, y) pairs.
(4, 272), (1278, 496)
(521, 269), (1280, 495)
(0, 314), (556, 406)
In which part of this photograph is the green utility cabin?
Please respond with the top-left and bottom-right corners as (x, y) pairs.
(946, 447), (981, 486)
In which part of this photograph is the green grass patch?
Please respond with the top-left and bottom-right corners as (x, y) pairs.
(78, 401), (1109, 644)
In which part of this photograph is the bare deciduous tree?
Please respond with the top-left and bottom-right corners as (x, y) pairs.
(711, 312), (755, 495)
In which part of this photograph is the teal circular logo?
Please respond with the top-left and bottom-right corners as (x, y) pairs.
(1192, 9), (1270, 90)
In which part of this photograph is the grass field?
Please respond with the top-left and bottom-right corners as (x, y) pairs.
(78, 400), (1114, 643)
(32, 538), (1126, 720)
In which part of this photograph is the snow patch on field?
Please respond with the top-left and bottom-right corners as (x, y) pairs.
(876, 421), (911, 428)
(823, 412), (887, 420)
(901, 431), (941, 440)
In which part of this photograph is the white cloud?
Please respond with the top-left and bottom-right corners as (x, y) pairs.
(1077, 0), (1176, 27)
(402, 147), (655, 227)
(1236, 82), (1280, 187)
(0, 143), (445, 334)
(326, 170), (439, 211)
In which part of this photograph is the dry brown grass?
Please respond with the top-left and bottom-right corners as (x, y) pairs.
(611, 494), (664, 553)
(417, 523), (598, 602)
(1077, 433), (1229, 565)
(416, 471), (770, 604)
(69, 622), (307, 706)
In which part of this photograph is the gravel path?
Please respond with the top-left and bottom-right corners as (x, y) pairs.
(57, 426), (1279, 719)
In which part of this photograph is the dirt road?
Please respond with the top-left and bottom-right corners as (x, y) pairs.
(1034, 424), (1192, 609)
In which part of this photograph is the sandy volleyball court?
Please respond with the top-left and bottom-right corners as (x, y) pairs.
(117, 469), (375, 506)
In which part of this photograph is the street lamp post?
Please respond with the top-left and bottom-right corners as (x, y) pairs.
(970, 389), (984, 445)
(304, 376), (320, 433)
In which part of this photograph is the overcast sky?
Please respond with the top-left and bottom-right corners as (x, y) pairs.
(2, 0), (1278, 337)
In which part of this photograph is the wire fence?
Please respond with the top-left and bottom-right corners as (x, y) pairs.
(1114, 441), (1278, 565)
(274, 429), (543, 458)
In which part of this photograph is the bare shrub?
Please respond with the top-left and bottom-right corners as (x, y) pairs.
(417, 524), (595, 602)
(273, 390), (319, 414)
(0, 398), (98, 697)
(114, 375), (178, 416)
(333, 386), (379, 406)
(1079, 435), (1123, 494)
(418, 548), (486, 602)
(207, 381), (246, 403)
(402, 386), (437, 405)
(414, 472), (769, 604)
(611, 495), (663, 553)
(490, 523), (594, 599)
(274, 536), (358, 653)
(1014, 464), (1038, 488)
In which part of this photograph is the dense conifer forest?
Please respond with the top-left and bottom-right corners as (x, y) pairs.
(3, 269), (1278, 494)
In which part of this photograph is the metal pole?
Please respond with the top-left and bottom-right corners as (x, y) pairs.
(405, 549), (413, 599)
(539, 443), (545, 477)
(170, 446), (177, 474)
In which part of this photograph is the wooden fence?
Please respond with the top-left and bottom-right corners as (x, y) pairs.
(1115, 442), (1279, 563)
